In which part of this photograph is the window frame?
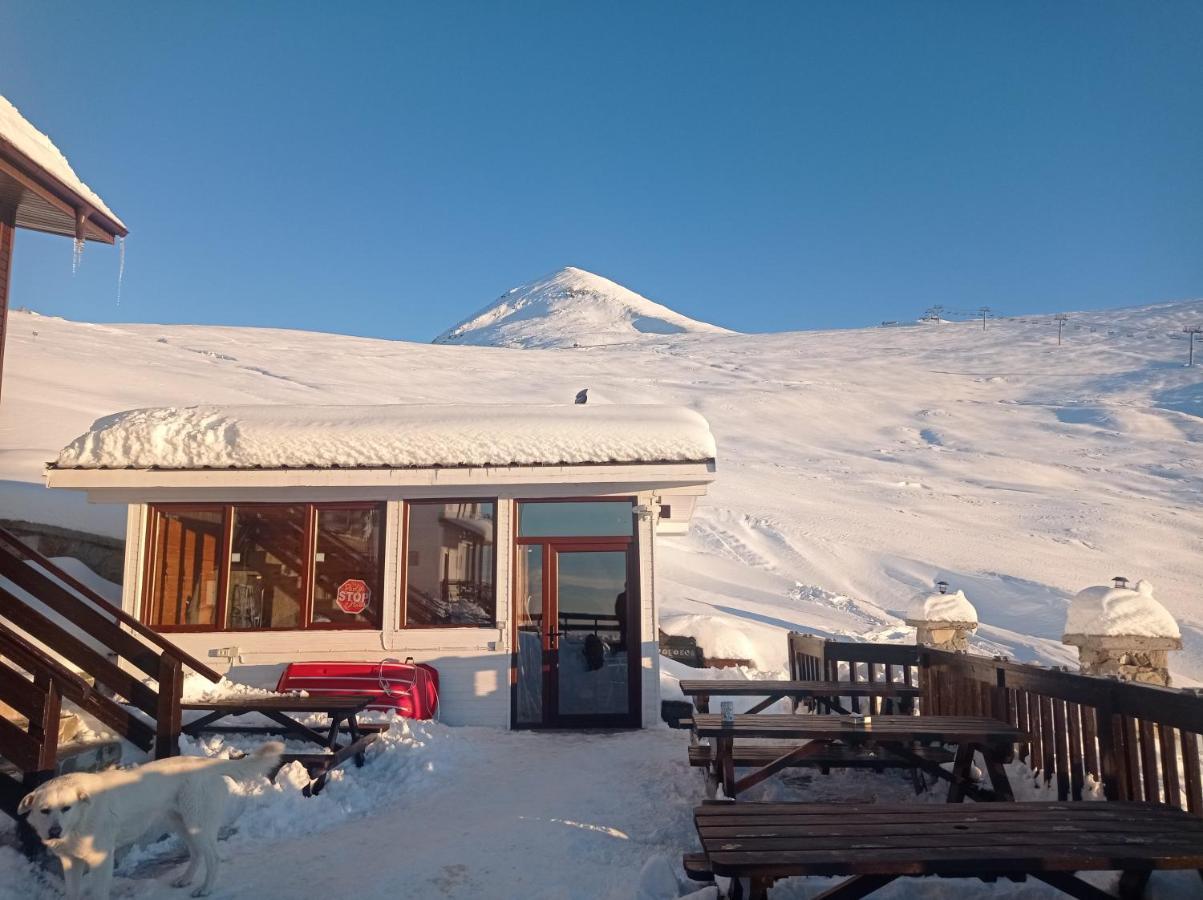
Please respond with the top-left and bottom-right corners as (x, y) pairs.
(141, 501), (386, 633)
(400, 497), (500, 629)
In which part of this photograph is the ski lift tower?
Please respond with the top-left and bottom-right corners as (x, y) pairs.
(0, 95), (127, 404)
(1185, 326), (1203, 367)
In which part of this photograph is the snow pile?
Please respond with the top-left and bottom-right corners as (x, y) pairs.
(433, 266), (734, 349)
(1064, 580), (1180, 639)
(906, 587), (978, 624)
(658, 613), (764, 667)
(53, 403), (717, 470)
(0, 94), (125, 229)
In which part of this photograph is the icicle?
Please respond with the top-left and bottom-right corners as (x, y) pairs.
(72, 236), (84, 274)
(115, 236), (126, 306)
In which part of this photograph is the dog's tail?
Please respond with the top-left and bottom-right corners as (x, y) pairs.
(218, 741), (285, 781)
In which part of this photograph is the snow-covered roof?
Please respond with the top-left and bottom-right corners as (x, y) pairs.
(0, 94), (125, 233)
(1064, 580), (1180, 640)
(51, 403), (717, 471)
(905, 587), (978, 624)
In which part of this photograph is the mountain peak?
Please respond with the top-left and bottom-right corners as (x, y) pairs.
(433, 267), (734, 349)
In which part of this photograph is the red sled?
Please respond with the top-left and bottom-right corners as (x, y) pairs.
(275, 659), (440, 720)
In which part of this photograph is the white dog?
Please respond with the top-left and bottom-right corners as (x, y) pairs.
(19, 741), (283, 900)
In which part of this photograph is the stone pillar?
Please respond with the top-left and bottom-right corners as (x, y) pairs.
(906, 581), (978, 652)
(1061, 634), (1181, 686)
(1062, 579), (1182, 686)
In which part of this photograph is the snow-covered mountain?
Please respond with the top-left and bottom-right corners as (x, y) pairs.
(2, 297), (1202, 680)
(433, 266), (734, 348)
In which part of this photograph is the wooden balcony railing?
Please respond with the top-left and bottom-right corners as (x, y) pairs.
(0, 527), (220, 823)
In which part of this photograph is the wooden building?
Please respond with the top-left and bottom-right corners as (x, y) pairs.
(0, 95), (127, 401)
(45, 403), (717, 729)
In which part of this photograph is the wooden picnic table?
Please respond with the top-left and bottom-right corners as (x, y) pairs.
(687, 800), (1203, 899)
(182, 695), (381, 795)
(678, 680), (920, 715)
(691, 713), (1025, 802)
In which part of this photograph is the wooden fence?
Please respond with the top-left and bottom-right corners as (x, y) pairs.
(787, 633), (921, 714)
(922, 647), (1203, 811)
(788, 632), (1203, 813)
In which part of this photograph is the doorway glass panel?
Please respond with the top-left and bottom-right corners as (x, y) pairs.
(517, 501), (634, 538)
(555, 550), (630, 718)
(514, 544), (544, 726)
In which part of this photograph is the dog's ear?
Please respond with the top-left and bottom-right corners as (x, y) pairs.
(16, 793), (34, 814)
(75, 787), (90, 804)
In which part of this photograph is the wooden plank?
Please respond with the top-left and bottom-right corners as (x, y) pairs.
(0, 528), (221, 683)
(1122, 715), (1143, 802)
(0, 585), (159, 716)
(0, 549), (160, 677)
(0, 656), (39, 719)
(1067, 701), (1085, 802)
(1139, 718), (1160, 804)
(1082, 699), (1100, 783)
(1028, 691), (1043, 779)
(155, 653), (182, 759)
(0, 623), (155, 751)
(1182, 731), (1203, 815)
(1159, 723), (1182, 810)
(0, 712), (39, 770)
(1053, 699), (1070, 801)
(1040, 694), (1055, 786)
(677, 680), (920, 698)
(0, 214), (12, 404)
(181, 695), (374, 712)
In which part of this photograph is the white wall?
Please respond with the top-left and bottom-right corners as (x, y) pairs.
(122, 492), (663, 730)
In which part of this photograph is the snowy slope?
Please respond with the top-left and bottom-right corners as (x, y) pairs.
(433, 266), (734, 348)
(2, 298), (1202, 680)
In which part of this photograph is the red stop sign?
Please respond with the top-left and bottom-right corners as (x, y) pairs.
(335, 579), (370, 615)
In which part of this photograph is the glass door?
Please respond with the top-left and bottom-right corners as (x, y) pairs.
(551, 548), (635, 726)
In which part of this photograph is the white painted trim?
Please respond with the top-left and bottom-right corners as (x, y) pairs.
(45, 461), (715, 495)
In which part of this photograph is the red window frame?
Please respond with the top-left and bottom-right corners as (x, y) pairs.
(141, 501), (385, 633)
(400, 498), (499, 629)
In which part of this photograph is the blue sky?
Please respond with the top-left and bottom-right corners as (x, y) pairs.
(3, 2), (1201, 339)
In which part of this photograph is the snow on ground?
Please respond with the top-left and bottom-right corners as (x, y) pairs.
(2, 293), (1203, 897)
(2, 296), (1203, 679)
(1, 714), (1197, 899)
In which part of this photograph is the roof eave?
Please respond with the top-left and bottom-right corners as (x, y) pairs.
(0, 140), (127, 242)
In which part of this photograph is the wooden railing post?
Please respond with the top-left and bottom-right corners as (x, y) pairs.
(1096, 692), (1124, 802)
(29, 673), (60, 779)
(155, 654), (183, 759)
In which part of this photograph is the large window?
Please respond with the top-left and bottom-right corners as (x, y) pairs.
(144, 503), (384, 632)
(146, 508), (223, 628)
(404, 501), (496, 627)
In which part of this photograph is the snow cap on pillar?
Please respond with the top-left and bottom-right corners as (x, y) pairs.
(1062, 578), (1181, 686)
(906, 580), (978, 651)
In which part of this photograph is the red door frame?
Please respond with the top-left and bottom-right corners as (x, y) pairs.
(512, 536), (641, 730)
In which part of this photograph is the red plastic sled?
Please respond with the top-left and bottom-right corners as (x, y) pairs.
(275, 659), (440, 719)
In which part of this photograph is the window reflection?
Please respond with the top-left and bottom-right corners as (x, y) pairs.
(227, 506), (306, 629)
(312, 506), (382, 627)
(148, 508), (223, 627)
(405, 501), (496, 627)
(517, 501), (634, 538)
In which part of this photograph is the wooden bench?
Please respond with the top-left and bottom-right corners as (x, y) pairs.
(687, 800), (1203, 899)
(688, 742), (954, 796)
(688, 742), (954, 771)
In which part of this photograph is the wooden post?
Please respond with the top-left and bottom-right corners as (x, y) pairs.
(155, 654), (183, 758)
(0, 207), (15, 405)
(29, 673), (61, 778)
